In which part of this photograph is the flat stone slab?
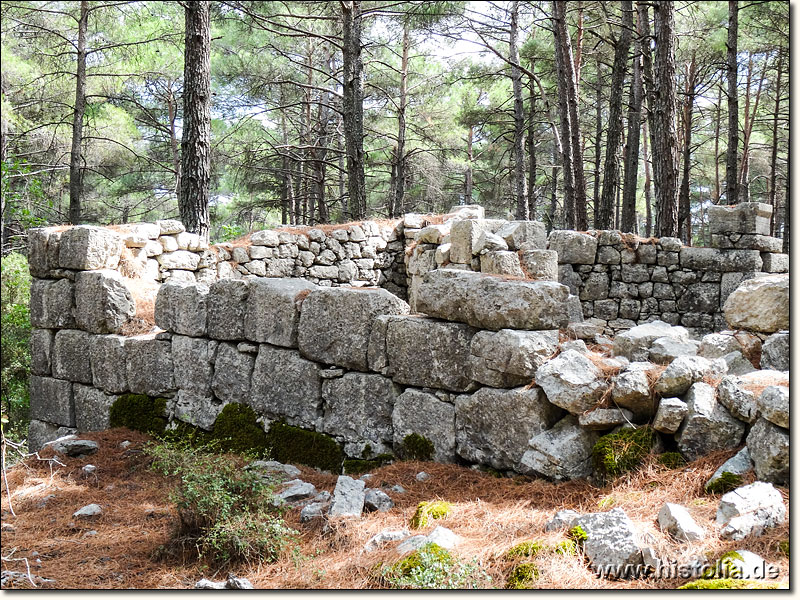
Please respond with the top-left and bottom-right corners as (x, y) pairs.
(723, 274), (788, 333)
(244, 278), (316, 347)
(716, 482), (786, 541)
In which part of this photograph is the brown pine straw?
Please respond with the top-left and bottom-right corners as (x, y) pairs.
(1, 429), (788, 589)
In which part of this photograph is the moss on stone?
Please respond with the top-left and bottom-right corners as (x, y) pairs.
(678, 578), (784, 590)
(343, 454), (394, 475)
(658, 452), (687, 469)
(568, 525), (588, 545)
(555, 539), (578, 556)
(504, 540), (544, 560)
(210, 403), (269, 455)
(400, 433), (435, 461)
(505, 563), (540, 589)
(705, 471), (743, 495)
(109, 394), (168, 435)
(410, 500), (452, 529)
(391, 543), (453, 578)
(591, 426), (659, 482)
(708, 551), (744, 579)
(264, 421), (344, 473)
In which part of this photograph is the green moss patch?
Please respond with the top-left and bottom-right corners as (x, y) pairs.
(265, 422), (344, 473)
(678, 578), (784, 590)
(109, 394), (168, 435)
(504, 541), (544, 560)
(705, 471), (743, 495)
(505, 563), (539, 589)
(343, 454), (394, 475)
(568, 525), (588, 545)
(658, 452), (687, 469)
(392, 543), (453, 578)
(410, 500), (452, 529)
(555, 539), (578, 556)
(592, 426), (659, 482)
(210, 403), (269, 454)
(778, 540), (789, 558)
(400, 433), (434, 461)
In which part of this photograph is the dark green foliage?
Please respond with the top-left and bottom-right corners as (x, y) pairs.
(658, 452), (687, 469)
(265, 421), (344, 473)
(704, 471), (743, 495)
(400, 433), (434, 461)
(504, 540), (544, 559)
(109, 394), (168, 435)
(209, 403), (269, 454)
(591, 426), (659, 482)
(343, 453), (394, 475)
(778, 540), (789, 558)
(1, 253), (31, 444)
(505, 563), (539, 589)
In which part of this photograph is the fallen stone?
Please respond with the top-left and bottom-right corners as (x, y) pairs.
(578, 408), (634, 430)
(706, 448), (753, 491)
(27, 421), (77, 453)
(760, 332), (789, 371)
(415, 471), (430, 481)
(572, 508), (643, 576)
(676, 382), (745, 460)
(364, 489), (394, 512)
(396, 535), (430, 555)
(517, 415), (599, 481)
(653, 356), (712, 397)
(73, 503), (102, 518)
(718, 351), (756, 377)
(611, 364), (657, 419)
(364, 529), (410, 552)
(652, 398), (688, 434)
(426, 526), (459, 549)
(328, 475), (366, 517)
(544, 509), (580, 532)
(475, 231), (508, 254)
(468, 329), (558, 388)
(716, 376), (759, 424)
(276, 480), (317, 502)
(225, 575), (254, 590)
(757, 386), (788, 429)
(723, 274), (788, 333)
(246, 460), (302, 479)
(746, 418), (789, 485)
(48, 437), (99, 457)
(300, 502), (327, 523)
(715, 550), (774, 580)
(612, 320), (689, 362)
(534, 350), (608, 414)
(716, 482), (786, 541)
(658, 503), (705, 542)
(697, 332), (743, 359)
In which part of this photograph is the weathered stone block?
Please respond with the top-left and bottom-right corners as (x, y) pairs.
(298, 287), (409, 371)
(652, 397), (688, 434)
(760, 332), (788, 371)
(757, 386), (788, 429)
(73, 384), (116, 431)
(760, 252), (788, 273)
(154, 280), (209, 337)
(27, 420), (77, 453)
(392, 389), (455, 463)
(156, 219), (185, 235)
(548, 230), (598, 264)
(535, 350), (608, 414)
(89, 334), (128, 393)
(27, 227), (62, 276)
(495, 220), (547, 250)
(211, 342), (255, 403)
(52, 329), (93, 384)
(479, 251), (525, 277)
(156, 250), (201, 271)
(716, 481), (786, 540)
(468, 329), (558, 388)
(172, 335), (216, 396)
(723, 274), (788, 333)
(676, 382), (745, 460)
(518, 415), (599, 481)
(242, 278), (317, 348)
(679, 247), (762, 272)
(455, 386), (561, 471)
(125, 335), (174, 396)
(676, 283), (719, 314)
(58, 226), (123, 270)
(74, 270), (135, 334)
(207, 279), (250, 340)
(250, 345), (322, 429)
(30, 328), (54, 376)
(449, 219), (505, 263)
(416, 269), (570, 331)
(573, 508), (643, 576)
(172, 390), (226, 431)
(580, 272), (609, 301)
(746, 418), (788, 485)
(612, 320), (688, 361)
(708, 202), (772, 235)
(30, 375), (74, 427)
(385, 316), (476, 392)
(30, 278), (76, 329)
(518, 248), (558, 280)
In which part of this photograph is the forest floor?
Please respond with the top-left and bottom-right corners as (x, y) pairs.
(0, 427), (789, 590)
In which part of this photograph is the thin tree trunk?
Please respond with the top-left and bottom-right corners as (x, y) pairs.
(552, 1), (575, 229)
(782, 168), (788, 253)
(68, 0), (89, 225)
(179, 0), (211, 240)
(678, 52), (697, 243)
(598, 0), (632, 229)
(639, 1), (659, 232)
(593, 59), (602, 227)
(769, 49), (783, 236)
(391, 20), (410, 218)
(642, 118), (653, 237)
(714, 82), (722, 202)
(527, 76), (537, 219)
(726, 0), (739, 204)
(621, 1), (642, 233)
(167, 86), (181, 196)
(510, 0), (528, 219)
(337, 113), (346, 221)
(574, 1), (584, 93)
(738, 54), (765, 204)
(548, 144), (559, 232)
(464, 125), (474, 203)
(342, 1), (366, 219)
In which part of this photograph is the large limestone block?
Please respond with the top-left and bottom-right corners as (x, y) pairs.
(679, 247), (762, 272)
(125, 335), (174, 396)
(455, 386), (562, 471)
(676, 382), (745, 460)
(172, 335), (216, 396)
(156, 250), (202, 271)
(73, 384), (116, 431)
(30, 376), (74, 427)
(479, 251), (525, 277)
(58, 226), (123, 270)
(250, 345), (322, 429)
(534, 350), (608, 414)
(495, 220), (547, 250)
(207, 279), (250, 340)
(385, 316), (476, 393)
(243, 278), (316, 347)
(449, 219), (505, 264)
(468, 329), (558, 388)
(716, 481), (786, 541)
(611, 363), (657, 419)
(27, 227), (62, 276)
(156, 219), (185, 235)
(416, 269), (570, 331)
(74, 270), (135, 334)
(612, 320), (689, 362)
(30, 278), (76, 329)
(329, 475), (366, 517)
(723, 274), (788, 333)
(746, 418), (788, 485)
(757, 386), (788, 429)
(322, 373), (401, 448)
(392, 389), (455, 463)
(52, 329), (93, 384)
(547, 230), (597, 264)
(517, 415), (599, 481)
(89, 334), (128, 393)
(154, 281), (209, 336)
(708, 202), (772, 235)
(173, 390), (226, 431)
(760, 332), (788, 371)
(573, 508), (643, 576)
(653, 356), (712, 397)
(518, 248), (558, 280)
(716, 376), (759, 424)
(30, 328), (54, 376)
(211, 343), (255, 403)
(298, 287), (409, 371)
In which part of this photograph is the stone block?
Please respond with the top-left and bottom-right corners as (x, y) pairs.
(652, 397), (688, 434)
(716, 481), (786, 540)
(207, 279), (250, 340)
(30, 328), (54, 376)
(449, 219), (505, 264)
(172, 335), (216, 396)
(679, 247), (762, 272)
(241, 278), (316, 348)
(658, 503), (705, 542)
(156, 250), (201, 271)
(760, 332), (788, 371)
(495, 221), (547, 250)
(723, 274), (788, 333)
(30, 375), (74, 427)
(125, 335), (174, 396)
(612, 320), (689, 362)
(74, 270), (135, 334)
(757, 386), (788, 430)
(27, 227), (62, 276)
(250, 345), (322, 429)
(392, 389), (456, 463)
(30, 278), (76, 329)
(52, 329), (93, 384)
(760, 252), (788, 273)
(746, 418), (788, 485)
(154, 280), (209, 337)
(468, 329), (558, 388)
(708, 202), (772, 235)
(156, 219), (185, 235)
(518, 415), (599, 481)
(89, 334), (128, 393)
(676, 283), (719, 314)
(58, 226), (123, 270)
(547, 230), (597, 264)
(73, 384), (116, 431)
(385, 316), (476, 393)
(27, 420), (77, 453)
(593, 299), (618, 321)
(580, 272), (609, 301)
(211, 342), (255, 403)
(518, 248), (558, 280)
(534, 350), (608, 414)
(676, 382), (745, 460)
(479, 251), (525, 277)
(572, 508), (643, 576)
(172, 390), (226, 431)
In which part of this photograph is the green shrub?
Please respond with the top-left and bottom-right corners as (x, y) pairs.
(410, 500), (452, 529)
(383, 543), (490, 589)
(504, 540), (544, 559)
(1, 252), (31, 444)
(658, 452), (687, 469)
(505, 563), (539, 589)
(704, 471), (743, 495)
(399, 433), (434, 461)
(265, 421), (344, 473)
(568, 525), (588, 545)
(678, 578), (784, 590)
(146, 439), (297, 566)
(109, 394), (168, 435)
(592, 426), (659, 482)
(555, 539), (578, 556)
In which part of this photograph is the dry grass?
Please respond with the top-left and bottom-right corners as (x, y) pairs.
(1, 429), (788, 590)
(118, 277), (160, 336)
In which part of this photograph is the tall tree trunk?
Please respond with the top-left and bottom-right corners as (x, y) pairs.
(652, 1), (679, 237)
(337, 113), (346, 221)
(714, 82), (722, 202)
(510, 0), (528, 219)
(782, 168), (788, 253)
(167, 86), (181, 196)
(552, 1), (575, 229)
(598, 0), (632, 229)
(678, 52), (697, 243)
(738, 54), (765, 204)
(342, 1), (366, 219)
(769, 48), (783, 236)
(642, 118), (653, 237)
(593, 59), (602, 227)
(180, 0), (211, 239)
(391, 20), (410, 218)
(726, 0), (739, 204)
(621, 1), (642, 233)
(68, 0), (89, 225)
(313, 51), (332, 224)
(548, 144), (559, 232)
(464, 125), (474, 204)
(639, 1), (659, 232)
(527, 76), (537, 219)
(573, 1), (583, 93)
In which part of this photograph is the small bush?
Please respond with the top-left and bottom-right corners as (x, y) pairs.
(592, 426), (659, 482)
(410, 500), (452, 529)
(504, 540), (544, 559)
(505, 563), (539, 589)
(704, 471), (743, 495)
(555, 539), (578, 556)
(400, 433), (435, 461)
(568, 525), (588, 545)
(384, 543), (490, 589)
(146, 439), (297, 566)
(658, 452), (687, 469)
